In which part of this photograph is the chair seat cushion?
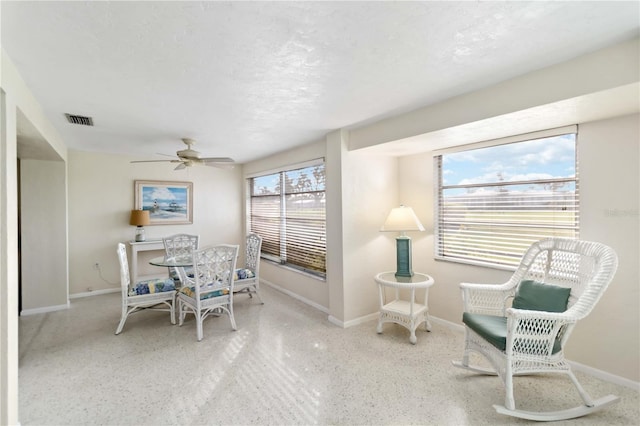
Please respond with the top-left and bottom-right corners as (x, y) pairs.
(235, 268), (255, 280)
(129, 278), (175, 296)
(463, 312), (562, 354)
(463, 313), (509, 351)
(179, 285), (228, 300)
(512, 280), (571, 312)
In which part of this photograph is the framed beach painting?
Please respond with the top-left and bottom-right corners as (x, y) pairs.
(134, 180), (193, 225)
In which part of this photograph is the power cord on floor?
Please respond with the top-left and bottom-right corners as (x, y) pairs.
(95, 264), (119, 286)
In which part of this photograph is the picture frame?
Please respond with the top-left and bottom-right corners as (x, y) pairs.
(134, 180), (193, 225)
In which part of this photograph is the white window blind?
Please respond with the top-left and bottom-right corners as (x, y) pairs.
(249, 161), (326, 277)
(434, 131), (579, 269)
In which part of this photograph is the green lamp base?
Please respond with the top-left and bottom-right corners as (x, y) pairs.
(395, 236), (413, 278)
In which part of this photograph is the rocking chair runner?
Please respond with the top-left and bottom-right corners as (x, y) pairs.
(452, 238), (619, 421)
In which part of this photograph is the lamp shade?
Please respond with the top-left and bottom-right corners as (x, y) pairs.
(380, 205), (425, 232)
(129, 209), (150, 226)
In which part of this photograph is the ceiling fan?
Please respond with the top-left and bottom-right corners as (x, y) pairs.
(131, 138), (235, 170)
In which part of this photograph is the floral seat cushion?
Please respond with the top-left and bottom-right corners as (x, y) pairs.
(235, 268), (255, 280)
(179, 285), (229, 300)
(129, 278), (175, 296)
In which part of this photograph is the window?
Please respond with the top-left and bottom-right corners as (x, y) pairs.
(248, 160), (326, 277)
(435, 129), (578, 269)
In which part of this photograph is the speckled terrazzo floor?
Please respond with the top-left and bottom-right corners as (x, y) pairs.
(19, 285), (639, 426)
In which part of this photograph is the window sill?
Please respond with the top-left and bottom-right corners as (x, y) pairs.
(262, 258), (326, 282)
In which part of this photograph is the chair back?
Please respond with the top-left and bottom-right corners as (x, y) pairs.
(509, 238), (618, 319)
(116, 243), (131, 298)
(163, 234), (199, 257)
(192, 244), (239, 300)
(163, 234), (199, 284)
(245, 233), (262, 275)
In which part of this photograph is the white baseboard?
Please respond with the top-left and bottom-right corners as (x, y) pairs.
(21, 302), (69, 316)
(69, 287), (119, 299)
(21, 287), (120, 315)
(329, 312), (379, 329)
(429, 315), (465, 333)
(261, 279), (329, 314)
(568, 359), (640, 391)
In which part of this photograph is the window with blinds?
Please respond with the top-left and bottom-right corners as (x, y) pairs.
(248, 161), (326, 277)
(434, 131), (578, 269)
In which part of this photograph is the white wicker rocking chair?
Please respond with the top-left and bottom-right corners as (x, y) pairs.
(115, 243), (176, 334)
(162, 233), (199, 287)
(452, 238), (619, 421)
(234, 233), (263, 304)
(177, 244), (239, 341)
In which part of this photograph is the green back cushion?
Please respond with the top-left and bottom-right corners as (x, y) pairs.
(512, 280), (571, 312)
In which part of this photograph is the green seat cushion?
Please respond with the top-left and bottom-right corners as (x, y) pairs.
(463, 312), (562, 354)
(512, 280), (571, 312)
(463, 312), (509, 351)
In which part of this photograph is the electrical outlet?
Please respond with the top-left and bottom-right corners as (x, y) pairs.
(93, 262), (100, 270)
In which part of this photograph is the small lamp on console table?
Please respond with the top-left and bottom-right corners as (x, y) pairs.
(380, 205), (425, 278)
(129, 209), (150, 242)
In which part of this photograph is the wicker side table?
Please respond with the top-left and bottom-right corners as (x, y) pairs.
(374, 272), (435, 344)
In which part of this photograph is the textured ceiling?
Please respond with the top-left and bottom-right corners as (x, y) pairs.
(2, 1), (639, 163)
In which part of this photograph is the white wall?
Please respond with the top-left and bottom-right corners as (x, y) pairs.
(574, 114), (639, 380)
(67, 150), (243, 296)
(1, 49), (69, 425)
(398, 113), (640, 382)
(0, 86), (19, 426)
(341, 150), (397, 322)
(20, 159), (68, 311)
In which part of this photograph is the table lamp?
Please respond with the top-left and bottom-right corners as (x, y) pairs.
(129, 209), (150, 242)
(380, 205), (425, 278)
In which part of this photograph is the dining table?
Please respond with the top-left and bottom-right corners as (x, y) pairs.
(148, 254), (194, 268)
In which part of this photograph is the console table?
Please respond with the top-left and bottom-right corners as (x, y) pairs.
(128, 240), (167, 283)
(374, 272), (435, 344)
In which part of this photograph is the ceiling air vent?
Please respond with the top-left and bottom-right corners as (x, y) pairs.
(65, 113), (94, 126)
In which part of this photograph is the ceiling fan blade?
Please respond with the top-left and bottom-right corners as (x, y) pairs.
(131, 159), (178, 163)
(204, 162), (235, 169)
(200, 157), (234, 163)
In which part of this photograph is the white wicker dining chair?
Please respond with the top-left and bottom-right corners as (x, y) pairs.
(163, 233), (199, 287)
(234, 233), (263, 304)
(177, 244), (239, 341)
(452, 238), (619, 421)
(115, 243), (176, 335)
